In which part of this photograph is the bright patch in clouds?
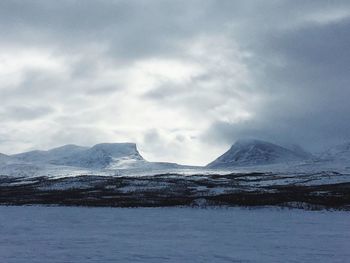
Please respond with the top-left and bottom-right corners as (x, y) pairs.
(0, 0), (349, 165)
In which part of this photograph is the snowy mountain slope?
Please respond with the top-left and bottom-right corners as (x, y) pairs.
(11, 144), (88, 163)
(284, 144), (314, 159)
(52, 143), (144, 169)
(0, 152), (41, 177)
(4, 143), (187, 172)
(207, 139), (311, 169)
(11, 143), (144, 169)
(0, 153), (9, 160)
(0, 153), (12, 164)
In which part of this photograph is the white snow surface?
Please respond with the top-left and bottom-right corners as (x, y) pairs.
(0, 206), (349, 263)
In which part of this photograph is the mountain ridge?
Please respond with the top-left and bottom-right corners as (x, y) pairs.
(6, 142), (186, 170)
(1, 139), (350, 173)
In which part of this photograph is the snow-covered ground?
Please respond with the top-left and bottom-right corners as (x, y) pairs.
(0, 206), (349, 263)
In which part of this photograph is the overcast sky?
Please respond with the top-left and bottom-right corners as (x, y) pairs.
(0, 0), (350, 165)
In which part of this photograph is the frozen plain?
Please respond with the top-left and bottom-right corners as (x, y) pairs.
(0, 206), (349, 263)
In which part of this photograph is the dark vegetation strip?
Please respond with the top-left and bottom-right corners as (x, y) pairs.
(0, 173), (349, 210)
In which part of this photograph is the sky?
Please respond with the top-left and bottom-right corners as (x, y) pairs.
(0, 0), (350, 165)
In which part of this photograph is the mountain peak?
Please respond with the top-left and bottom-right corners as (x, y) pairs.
(90, 143), (141, 158)
(233, 138), (275, 147)
(207, 139), (308, 168)
(49, 142), (144, 168)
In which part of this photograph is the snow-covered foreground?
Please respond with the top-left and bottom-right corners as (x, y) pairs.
(0, 206), (349, 263)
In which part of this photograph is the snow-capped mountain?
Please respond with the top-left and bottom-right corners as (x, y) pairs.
(50, 143), (144, 169)
(207, 139), (311, 169)
(6, 142), (185, 171)
(10, 143), (143, 168)
(12, 144), (88, 163)
(284, 144), (314, 159)
(3, 139), (350, 177)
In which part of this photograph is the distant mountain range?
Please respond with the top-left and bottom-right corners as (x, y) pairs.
(1, 139), (350, 176)
(13, 143), (142, 169)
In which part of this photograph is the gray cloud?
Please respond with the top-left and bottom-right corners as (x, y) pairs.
(0, 0), (349, 164)
(205, 16), (350, 152)
(1, 106), (54, 121)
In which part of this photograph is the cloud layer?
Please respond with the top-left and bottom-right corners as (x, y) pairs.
(1, 0), (350, 165)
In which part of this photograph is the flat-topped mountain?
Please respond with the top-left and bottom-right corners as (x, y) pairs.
(11, 143), (144, 169)
(207, 139), (311, 168)
(10, 143), (144, 169)
(7, 142), (185, 170)
(49, 143), (144, 168)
